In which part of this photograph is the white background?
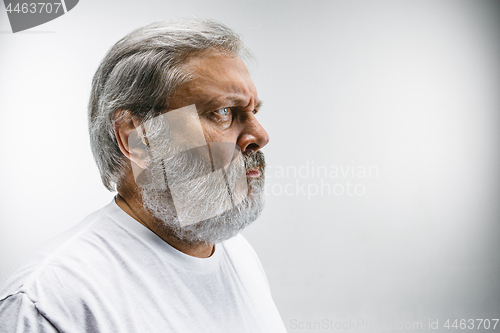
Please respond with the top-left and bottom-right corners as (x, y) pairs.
(1, 1), (499, 332)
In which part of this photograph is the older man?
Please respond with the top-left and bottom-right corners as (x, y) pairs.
(0, 20), (286, 332)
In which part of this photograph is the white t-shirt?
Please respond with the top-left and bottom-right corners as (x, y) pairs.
(0, 201), (286, 332)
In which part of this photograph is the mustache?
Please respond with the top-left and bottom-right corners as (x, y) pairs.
(136, 144), (266, 188)
(243, 150), (266, 171)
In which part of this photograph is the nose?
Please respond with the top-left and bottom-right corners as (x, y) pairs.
(237, 116), (269, 153)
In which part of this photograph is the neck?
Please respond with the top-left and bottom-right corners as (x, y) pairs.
(115, 193), (214, 258)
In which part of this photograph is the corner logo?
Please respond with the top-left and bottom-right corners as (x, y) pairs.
(3, 0), (79, 33)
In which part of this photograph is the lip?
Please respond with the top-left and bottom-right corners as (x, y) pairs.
(245, 167), (260, 178)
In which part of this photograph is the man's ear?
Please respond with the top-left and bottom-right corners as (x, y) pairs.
(113, 110), (149, 170)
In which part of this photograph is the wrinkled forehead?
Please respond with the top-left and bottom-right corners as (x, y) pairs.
(184, 49), (251, 79)
(170, 49), (258, 111)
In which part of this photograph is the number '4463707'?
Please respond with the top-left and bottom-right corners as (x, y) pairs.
(5, 2), (62, 14)
(443, 319), (499, 330)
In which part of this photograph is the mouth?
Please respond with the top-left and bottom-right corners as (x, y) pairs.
(245, 167), (261, 178)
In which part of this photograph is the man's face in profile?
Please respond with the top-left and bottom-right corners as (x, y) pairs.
(130, 49), (269, 244)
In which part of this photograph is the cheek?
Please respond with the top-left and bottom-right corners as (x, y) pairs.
(200, 126), (242, 170)
(203, 129), (238, 145)
(200, 120), (238, 144)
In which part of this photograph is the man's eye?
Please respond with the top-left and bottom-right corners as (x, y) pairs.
(214, 107), (231, 116)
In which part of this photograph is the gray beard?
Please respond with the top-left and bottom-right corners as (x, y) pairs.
(139, 150), (266, 245)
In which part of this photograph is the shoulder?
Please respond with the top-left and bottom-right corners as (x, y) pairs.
(0, 202), (119, 303)
(0, 292), (59, 332)
(0, 201), (144, 331)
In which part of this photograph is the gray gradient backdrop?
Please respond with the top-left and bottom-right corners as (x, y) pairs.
(1, 1), (499, 332)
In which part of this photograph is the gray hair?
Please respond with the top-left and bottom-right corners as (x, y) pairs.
(88, 19), (250, 191)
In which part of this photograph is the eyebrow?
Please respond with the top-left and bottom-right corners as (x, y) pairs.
(202, 96), (263, 112)
(224, 96), (263, 110)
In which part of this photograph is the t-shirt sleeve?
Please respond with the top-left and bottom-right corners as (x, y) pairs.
(0, 293), (59, 333)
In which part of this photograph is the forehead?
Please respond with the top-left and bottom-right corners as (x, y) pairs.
(168, 49), (258, 111)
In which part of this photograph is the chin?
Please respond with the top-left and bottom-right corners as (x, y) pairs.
(141, 175), (265, 244)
